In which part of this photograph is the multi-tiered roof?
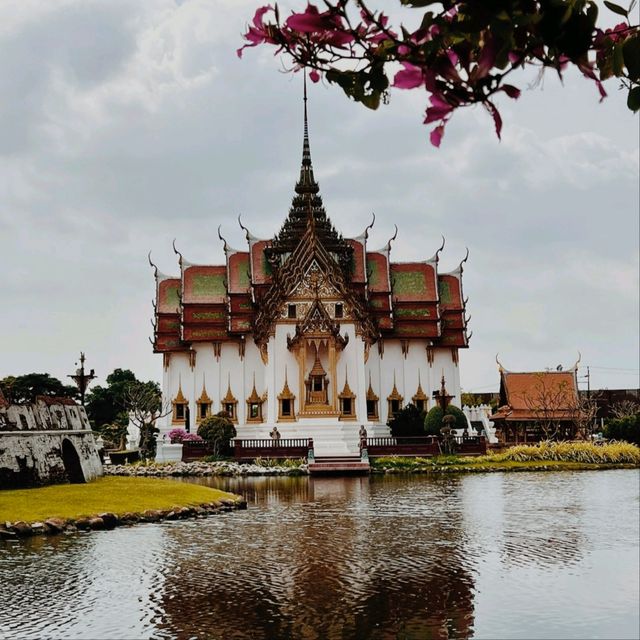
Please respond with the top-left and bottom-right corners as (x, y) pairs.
(151, 95), (470, 354)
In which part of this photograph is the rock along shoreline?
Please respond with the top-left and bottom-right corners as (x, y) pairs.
(104, 460), (308, 477)
(0, 497), (247, 540)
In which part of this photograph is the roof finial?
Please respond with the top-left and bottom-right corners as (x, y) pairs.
(296, 70), (318, 194)
(303, 69), (309, 148)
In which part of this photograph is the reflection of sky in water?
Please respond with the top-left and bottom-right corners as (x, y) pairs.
(0, 470), (638, 640)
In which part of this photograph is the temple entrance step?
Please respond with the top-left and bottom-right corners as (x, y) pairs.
(308, 456), (370, 476)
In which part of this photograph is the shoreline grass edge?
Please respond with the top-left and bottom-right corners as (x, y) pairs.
(0, 476), (247, 539)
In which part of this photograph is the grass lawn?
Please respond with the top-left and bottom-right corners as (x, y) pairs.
(0, 476), (240, 523)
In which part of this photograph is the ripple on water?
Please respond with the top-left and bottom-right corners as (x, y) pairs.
(1, 470), (638, 640)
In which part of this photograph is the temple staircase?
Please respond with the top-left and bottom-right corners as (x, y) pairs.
(308, 455), (370, 475)
(235, 422), (390, 458)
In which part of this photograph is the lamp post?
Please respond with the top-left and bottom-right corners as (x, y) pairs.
(68, 352), (96, 406)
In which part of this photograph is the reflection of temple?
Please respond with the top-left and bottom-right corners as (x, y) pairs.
(155, 476), (476, 640)
(151, 92), (470, 453)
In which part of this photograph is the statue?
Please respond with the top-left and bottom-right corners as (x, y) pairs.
(440, 414), (457, 456)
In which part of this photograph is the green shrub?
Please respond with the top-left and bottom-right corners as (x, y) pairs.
(388, 403), (426, 437)
(198, 414), (237, 457)
(604, 414), (640, 446)
(424, 404), (467, 435)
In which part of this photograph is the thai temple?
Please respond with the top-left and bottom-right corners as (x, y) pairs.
(150, 92), (471, 455)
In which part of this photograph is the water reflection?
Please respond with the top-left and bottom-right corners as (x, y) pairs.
(159, 476), (475, 639)
(1, 471), (638, 640)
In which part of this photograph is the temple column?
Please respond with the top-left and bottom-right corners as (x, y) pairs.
(355, 338), (367, 423)
(329, 341), (337, 411)
(266, 338), (277, 423)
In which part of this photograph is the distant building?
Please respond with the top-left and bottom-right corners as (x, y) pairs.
(489, 359), (581, 443)
(150, 98), (471, 456)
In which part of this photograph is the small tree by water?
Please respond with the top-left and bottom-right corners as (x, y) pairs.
(198, 413), (237, 457)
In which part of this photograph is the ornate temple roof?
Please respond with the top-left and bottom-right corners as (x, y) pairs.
(490, 364), (580, 423)
(149, 85), (470, 354)
(266, 81), (353, 273)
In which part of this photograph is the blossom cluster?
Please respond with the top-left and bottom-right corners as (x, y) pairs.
(239, 1), (639, 146)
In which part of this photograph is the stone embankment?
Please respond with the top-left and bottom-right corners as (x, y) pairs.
(104, 460), (308, 477)
(0, 497), (247, 540)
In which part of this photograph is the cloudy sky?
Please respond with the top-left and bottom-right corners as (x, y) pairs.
(1, 0), (638, 393)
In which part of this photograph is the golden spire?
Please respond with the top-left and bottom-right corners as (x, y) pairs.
(196, 374), (212, 404)
(247, 372), (262, 403)
(222, 373), (237, 403)
(174, 375), (187, 404)
(366, 371), (379, 401)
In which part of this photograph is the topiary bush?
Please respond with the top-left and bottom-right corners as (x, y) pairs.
(198, 413), (237, 457)
(424, 406), (444, 436)
(424, 404), (468, 436)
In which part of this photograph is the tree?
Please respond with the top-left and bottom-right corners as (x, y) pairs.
(604, 413), (640, 445)
(388, 403), (426, 437)
(124, 381), (172, 460)
(85, 369), (140, 428)
(85, 369), (168, 456)
(0, 373), (78, 404)
(240, 1), (639, 146)
(424, 403), (467, 435)
(520, 374), (580, 439)
(610, 400), (640, 419)
(198, 413), (237, 458)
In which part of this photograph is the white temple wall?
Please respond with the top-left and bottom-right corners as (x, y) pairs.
(163, 352), (191, 433)
(402, 340), (431, 409)
(364, 349), (383, 425)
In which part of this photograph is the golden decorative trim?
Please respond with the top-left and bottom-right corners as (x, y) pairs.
(338, 367), (357, 421)
(246, 373), (264, 423)
(221, 374), (238, 424)
(277, 368), (296, 422)
(412, 371), (428, 411)
(172, 378), (188, 424)
(387, 371), (404, 417)
(366, 372), (379, 421)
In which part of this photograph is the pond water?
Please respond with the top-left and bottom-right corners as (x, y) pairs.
(1, 470), (638, 640)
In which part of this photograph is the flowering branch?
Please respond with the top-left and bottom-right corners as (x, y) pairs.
(239, 1), (640, 146)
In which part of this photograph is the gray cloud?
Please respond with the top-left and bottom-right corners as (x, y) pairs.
(0, 0), (637, 394)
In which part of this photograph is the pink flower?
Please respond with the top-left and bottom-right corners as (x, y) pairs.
(500, 84), (521, 99)
(393, 62), (424, 89)
(237, 5), (274, 58)
(430, 125), (445, 147)
(424, 94), (453, 124)
(286, 4), (331, 32)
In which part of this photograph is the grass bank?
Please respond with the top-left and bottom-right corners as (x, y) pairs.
(371, 441), (640, 474)
(0, 476), (240, 523)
